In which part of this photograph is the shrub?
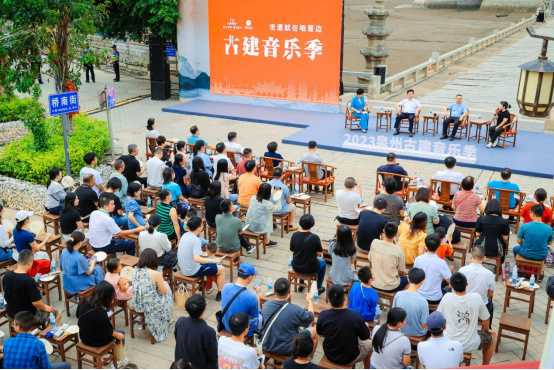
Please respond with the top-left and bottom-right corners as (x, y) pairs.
(0, 114), (110, 184)
(0, 95), (42, 123)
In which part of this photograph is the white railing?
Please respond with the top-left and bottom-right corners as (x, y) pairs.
(343, 16), (536, 98)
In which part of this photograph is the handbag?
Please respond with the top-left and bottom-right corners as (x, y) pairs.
(114, 342), (126, 361)
(189, 183), (204, 199)
(215, 287), (246, 332)
(174, 284), (191, 310)
(254, 303), (289, 354)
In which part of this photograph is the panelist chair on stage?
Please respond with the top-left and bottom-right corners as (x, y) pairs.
(486, 114), (518, 148)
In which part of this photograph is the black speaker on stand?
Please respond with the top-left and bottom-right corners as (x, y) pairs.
(149, 35), (171, 100)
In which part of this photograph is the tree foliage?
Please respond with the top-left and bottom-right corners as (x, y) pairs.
(97, 0), (180, 43)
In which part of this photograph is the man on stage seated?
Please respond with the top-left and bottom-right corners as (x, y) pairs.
(393, 89), (422, 138)
(440, 94), (469, 141)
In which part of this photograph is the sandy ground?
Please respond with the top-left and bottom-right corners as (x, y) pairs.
(343, 0), (536, 74)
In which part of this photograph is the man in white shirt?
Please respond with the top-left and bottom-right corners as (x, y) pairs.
(432, 156), (464, 202)
(335, 177), (362, 225)
(212, 142), (236, 171)
(80, 152), (104, 195)
(393, 89), (422, 137)
(414, 234), (452, 304)
(438, 272), (495, 365)
(418, 311), (463, 369)
(89, 195), (144, 255)
(459, 245), (495, 328)
(218, 312), (263, 369)
(224, 132), (244, 164)
(146, 148), (166, 188)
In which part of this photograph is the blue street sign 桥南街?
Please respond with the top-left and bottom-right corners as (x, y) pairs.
(48, 92), (79, 116)
(166, 43), (176, 57)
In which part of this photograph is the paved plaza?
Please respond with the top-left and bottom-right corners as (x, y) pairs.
(8, 15), (554, 369)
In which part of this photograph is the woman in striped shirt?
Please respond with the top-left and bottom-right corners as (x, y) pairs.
(156, 190), (181, 242)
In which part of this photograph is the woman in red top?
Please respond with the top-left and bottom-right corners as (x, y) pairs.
(521, 188), (553, 224)
(452, 176), (485, 228)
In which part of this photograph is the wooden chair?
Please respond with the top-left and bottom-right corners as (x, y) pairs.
(318, 354), (355, 369)
(325, 278), (352, 303)
(484, 254), (503, 281)
(259, 156), (291, 182)
(515, 254), (545, 281)
(397, 108), (420, 134)
(321, 241), (332, 264)
(503, 281), (536, 318)
(445, 109), (470, 140)
(39, 324), (79, 362)
(206, 224), (217, 242)
(0, 259), (16, 292)
(145, 137), (157, 160)
(374, 288), (396, 311)
(217, 329), (255, 346)
(300, 162), (335, 202)
(288, 270), (318, 293)
(64, 286), (94, 317)
(42, 213), (60, 235)
(488, 114), (518, 148)
(429, 178), (460, 213)
(463, 353), (472, 366)
(344, 99), (368, 131)
(496, 312), (531, 360)
(76, 341), (116, 369)
(37, 274), (62, 306)
(174, 271), (205, 296)
(215, 249), (241, 283)
(428, 302), (439, 313)
(162, 267), (174, 291)
(375, 171), (411, 202)
(486, 187), (526, 232)
(227, 150), (244, 168)
(242, 229), (265, 259)
(264, 351), (288, 369)
(408, 334), (427, 369)
(129, 308), (155, 344)
(110, 299), (129, 328)
(273, 213), (289, 238)
(335, 223), (358, 240)
(451, 241), (468, 268)
(354, 250), (370, 269)
(188, 198), (205, 216)
(546, 296), (553, 325)
(141, 187), (161, 208)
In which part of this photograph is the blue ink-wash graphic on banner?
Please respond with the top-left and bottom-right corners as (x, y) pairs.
(49, 92), (79, 116)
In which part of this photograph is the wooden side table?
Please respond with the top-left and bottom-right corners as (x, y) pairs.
(291, 195), (311, 215)
(36, 234), (61, 261)
(260, 291), (291, 308)
(140, 205), (156, 216)
(39, 324), (79, 362)
(376, 110), (392, 132)
(503, 281), (536, 318)
(468, 119), (490, 143)
(121, 233), (140, 256)
(120, 254), (139, 268)
(304, 302), (332, 324)
(37, 274), (62, 306)
(423, 114), (439, 136)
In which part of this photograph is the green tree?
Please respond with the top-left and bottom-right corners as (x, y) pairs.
(0, 0), (106, 94)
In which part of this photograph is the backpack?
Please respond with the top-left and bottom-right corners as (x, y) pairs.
(546, 276), (554, 299)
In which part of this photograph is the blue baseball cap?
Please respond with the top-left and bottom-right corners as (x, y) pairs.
(238, 263), (258, 276)
(426, 311), (446, 331)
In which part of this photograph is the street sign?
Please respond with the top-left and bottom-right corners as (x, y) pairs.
(97, 85), (107, 110)
(166, 43), (176, 57)
(48, 92), (79, 116)
(106, 85), (116, 110)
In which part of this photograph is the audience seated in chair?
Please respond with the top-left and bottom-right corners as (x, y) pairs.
(335, 177), (362, 226)
(371, 308), (412, 369)
(268, 167), (298, 232)
(283, 332), (319, 369)
(13, 210), (52, 262)
(452, 176), (485, 228)
(356, 198), (388, 254)
(45, 167), (66, 215)
(245, 183), (282, 247)
(328, 225), (358, 288)
(414, 234), (452, 305)
(393, 89), (422, 137)
(213, 142), (236, 173)
(190, 141), (213, 178)
(224, 132), (244, 164)
(299, 141), (330, 189)
(432, 156), (464, 207)
(264, 141), (285, 167)
(74, 174), (99, 223)
(139, 214), (178, 270)
(418, 311), (464, 369)
(487, 168), (520, 220)
(474, 200), (510, 265)
(375, 178), (405, 225)
(101, 177), (128, 229)
(521, 188), (552, 224)
(59, 193), (85, 242)
(393, 267), (429, 337)
(238, 160), (262, 207)
(370, 222), (408, 293)
(61, 231), (104, 295)
(407, 187), (440, 236)
(237, 148), (258, 177)
(377, 152), (409, 192)
(187, 125), (208, 146)
(397, 212), (428, 265)
(110, 159), (128, 205)
(216, 200), (255, 254)
(105, 257), (133, 301)
(440, 94), (469, 141)
(348, 266), (378, 322)
(117, 144), (147, 188)
(218, 312), (264, 369)
(147, 148), (167, 188)
(214, 159), (239, 203)
(80, 152), (104, 195)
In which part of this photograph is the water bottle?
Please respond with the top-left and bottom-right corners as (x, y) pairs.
(429, 108), (433, 115)
(312, 285), (319, 304)
(0, 293), (5, 309)
(380, 105), (384, 111)
(51, 259), (56, 272)
(49, 312), (56, 326)
(478, 114), (482, 120)
(256, 152), (259, 160)
(294, 184), (299, 194)
(288, 255), (293, 271)
(268, 277), (273, 291)
(147, 196), (152, 208)
(512, 265), (518, 284)
(374, 306), (381, 323)
(530, 274), (535, 287)
(475, 183), (480, 193)
(418, 173), (423, 186)
(505, 261), (510, 275)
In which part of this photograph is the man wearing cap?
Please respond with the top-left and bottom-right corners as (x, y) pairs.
(89, 195), (144, 256)
(111, 45), (120, 82)
(220, 262), (261, 337)
(417, 311), (463, 369)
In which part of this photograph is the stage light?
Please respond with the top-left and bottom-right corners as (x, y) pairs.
(517, 27), (554, 118)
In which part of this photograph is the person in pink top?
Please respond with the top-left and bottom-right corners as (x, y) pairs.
(104, 257), (133, 300)
(452, 176), (485, 229)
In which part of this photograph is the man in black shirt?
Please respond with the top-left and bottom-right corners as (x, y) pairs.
(75, 174), (98, 222)
(356, 198), (388, 253)
(118, 144), (146, 187)
(174, 294), (217, 369)
(316, 284), (371, 368)
(100, 177), (127, 228)
(3, 250), (61, 324)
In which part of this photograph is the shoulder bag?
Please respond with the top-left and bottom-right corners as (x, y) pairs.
(254, 302), (289, 354)
(215, 287), (246, 332)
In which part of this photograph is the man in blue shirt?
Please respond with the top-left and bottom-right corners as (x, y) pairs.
(268, 167), (297, 231)
(487, 168), (520, 218)
(376, 152), (409, 191)
(4, 311), (71, 369)
(441, 94), (469, 141)
(514, 204), (553, 266)
(111, 45), (120, 82)
(220, 263), (260, 337)
(187, 125), (208, 146)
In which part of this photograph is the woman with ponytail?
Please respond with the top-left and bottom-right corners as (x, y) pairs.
(138, 214), (177, 270)
(60, 230), (104, 294)
(370, 307), (411, 369)
(487, 101), (512, 148)
(283, 332), (318, 369)
(45, 167), (66, 215)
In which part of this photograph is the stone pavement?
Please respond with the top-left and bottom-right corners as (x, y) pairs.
(9, 36), (554, 369)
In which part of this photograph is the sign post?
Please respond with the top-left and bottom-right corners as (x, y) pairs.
(48, 91), (79, 176)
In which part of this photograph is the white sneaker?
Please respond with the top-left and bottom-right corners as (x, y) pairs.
(117, 358), (130, 367)
(492, 139), (498, 147)
(486, 142), (492, 148)
(205, 287), (214, 294)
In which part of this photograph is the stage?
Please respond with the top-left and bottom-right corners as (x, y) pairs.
(162, 99), (554, 179)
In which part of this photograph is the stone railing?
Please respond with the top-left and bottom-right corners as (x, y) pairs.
(343, 16), (536, 99)
(87, 35), (150, 76)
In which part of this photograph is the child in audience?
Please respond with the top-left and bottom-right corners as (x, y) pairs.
(204, 243), (219, 293)
(435, 227), (453, 260)
(105, 257), (133, 301)
(348, 266), (378, 322)
(283, 332), (320, 369)
(521, 188), (552, 224)
(184, 208), (209, 246)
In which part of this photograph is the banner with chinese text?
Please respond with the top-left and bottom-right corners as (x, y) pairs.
(208, 0), (343, 105)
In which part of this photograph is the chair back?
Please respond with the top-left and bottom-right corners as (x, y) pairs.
(345, 100), (353, 118)
(186, 143), (195, 154)
(227, 151), (243, 168)
(507, 114), (518, 132)
(429, 178), (460, 205)
(486, 187), (525, 213)
(375, 171), (410, 197)
(146, 137), (156, 153)
(300, 161), (334, 181)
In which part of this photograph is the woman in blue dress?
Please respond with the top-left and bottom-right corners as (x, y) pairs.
(126, 182), (146, 230)
(189, 140), (213, 177)
(172, 153), (190, 197)
(350, 88), (370, 133)
(60, 231), (104, 294)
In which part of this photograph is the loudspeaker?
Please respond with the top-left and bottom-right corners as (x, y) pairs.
(537, 10), (545, 22)
(150, 44), (168, 82)
(151, 81), (171, 100)
(374, 65), (387, 84)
